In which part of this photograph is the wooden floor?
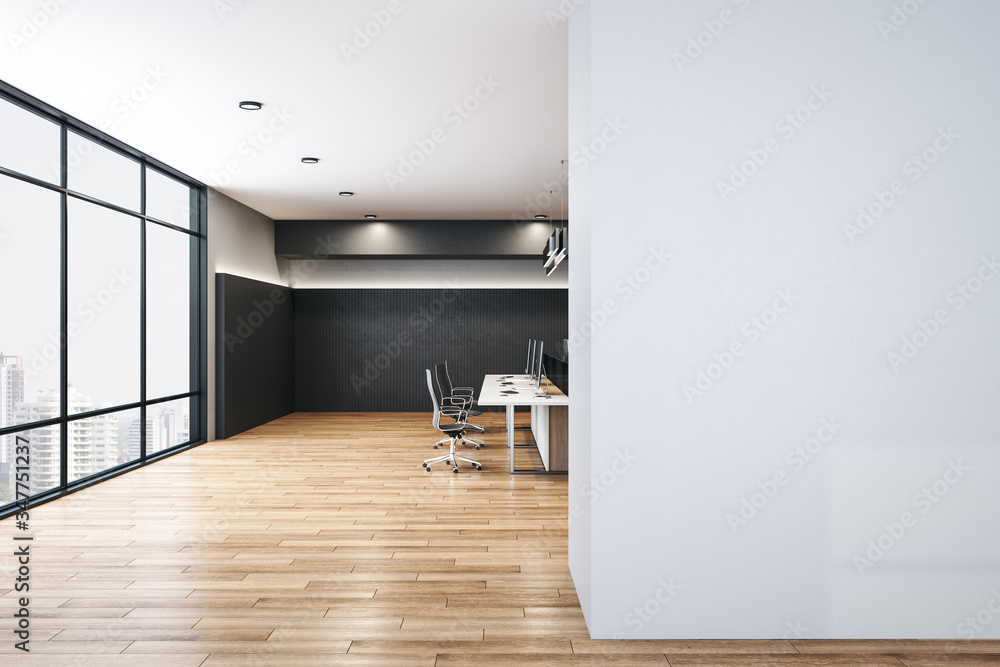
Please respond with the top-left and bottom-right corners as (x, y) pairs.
(2, 412), (998, 666)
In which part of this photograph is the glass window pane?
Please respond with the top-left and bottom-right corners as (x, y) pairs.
(147, 223), (191, 399)
(146, 169), (193, 229)
(68, 407), (136, 483)
(147, 398), (191, 456)
(68, 198), (140, 408)
(0, 175), (61, 429)
(1, 424), (60, 504)
(0, 96), (61, 184)
(121, 410), (147, 464)
(67, 132), (140, 211)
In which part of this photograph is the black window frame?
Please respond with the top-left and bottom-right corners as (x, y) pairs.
(0, 79), (208, 518)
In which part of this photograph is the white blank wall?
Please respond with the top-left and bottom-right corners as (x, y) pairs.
(572, 0), (1000, 638)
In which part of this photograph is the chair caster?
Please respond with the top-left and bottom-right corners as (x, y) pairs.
(453, 467), (459, 473)
(446, 460), (452, 466)
(426, 467), (432, 473)
(433, 444), (438, 449)
(475, 444), (481, 450)
(475, 464), (482, 470)
(422, 462), (428, 468)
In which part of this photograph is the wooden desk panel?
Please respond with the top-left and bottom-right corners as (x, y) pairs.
(548, 405), (568, 471)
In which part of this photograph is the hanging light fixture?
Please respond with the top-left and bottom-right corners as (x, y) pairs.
(554, 227), (567, 264)
(543, 160), (568, 276)
(543, 231), (559, 269)
(543, 190), (559, 270)
(545, 243), (560, 276)
(557, 160), (567, 264)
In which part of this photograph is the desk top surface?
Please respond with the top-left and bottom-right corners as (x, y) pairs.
(478, 374), (569, 406)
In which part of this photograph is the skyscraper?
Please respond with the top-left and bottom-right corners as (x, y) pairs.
(12, 388), (120, 495)
(127, 416), (155, 462)
(1, 353), (25, 465)
(127, 404), (189, 460)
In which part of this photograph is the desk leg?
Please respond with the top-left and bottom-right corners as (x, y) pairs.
(507, 408), (566, 475)
(507, 405), (515, 474)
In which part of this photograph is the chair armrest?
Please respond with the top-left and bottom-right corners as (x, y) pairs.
(443, 395), (471, 407)
(440, 406), (468, 420)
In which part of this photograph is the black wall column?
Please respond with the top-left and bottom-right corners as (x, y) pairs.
(216, 274), (295, 438)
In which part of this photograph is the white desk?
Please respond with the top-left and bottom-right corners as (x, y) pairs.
(478, 374), (568, 474)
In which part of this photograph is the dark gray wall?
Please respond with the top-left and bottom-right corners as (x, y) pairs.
(275, 220), (565, 259)
(215, 274), (295, 438)
(294, 288), (568, 412)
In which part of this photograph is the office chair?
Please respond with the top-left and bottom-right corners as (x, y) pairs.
(422, 369), (482, 473)
(435, 361), (486, 437)
(430, 362), (484, 450)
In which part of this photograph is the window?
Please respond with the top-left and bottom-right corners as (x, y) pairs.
(146, 219), (192, 399)
(146, 169), (195, 230)
(0, 97), (60, 184)
(67, 199), (142, 407)
(67, 131), (141, 211)
(0, 85), (206, 513)
(0, 177), (60, 429)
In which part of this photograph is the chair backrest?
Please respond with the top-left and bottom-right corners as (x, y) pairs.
(442, 360), (456, 393)
(434, 362), (453, 399)
(425, 368), (441, 430)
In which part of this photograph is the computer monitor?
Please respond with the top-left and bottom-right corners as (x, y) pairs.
(532, 341), (544, 387)
(525, 338), (537, 375)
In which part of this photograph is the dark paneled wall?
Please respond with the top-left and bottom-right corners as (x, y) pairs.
(216, 274), (295, 438)
(295, 289), (568, 412)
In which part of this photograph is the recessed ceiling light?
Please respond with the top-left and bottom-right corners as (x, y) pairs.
(339, 191), (354, 197)
(535, 214), (547, 220)
(365, 214), (377, 219)
(238, 101), (262, 110)
(301, 157), (320, 164)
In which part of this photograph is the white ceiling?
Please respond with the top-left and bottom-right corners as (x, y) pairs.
(0, 0), (569, 221)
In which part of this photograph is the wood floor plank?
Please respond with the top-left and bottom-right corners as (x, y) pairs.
(895, 655), (1000, 667)
(201, 655), (435, 666)
(0, 657), (208, 666)
(793, 641), (1000, 654)
(0, 411), (994, 666)
(123, 639), (352, 654)
(0, 640), (133, 653)
(666, 655), (907, 667)
(347, 638), (573, 655)
(572, 639), (798, 655)
(52, 627), (271, 642)
(437, 654), (669, 666)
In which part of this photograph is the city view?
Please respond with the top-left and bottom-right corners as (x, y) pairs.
(0, 351), (189, 505)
